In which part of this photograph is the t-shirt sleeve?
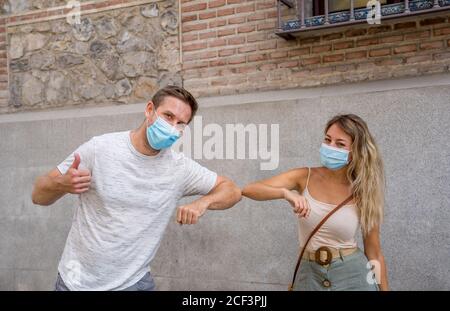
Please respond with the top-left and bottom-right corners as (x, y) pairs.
(57, 138), (95, 175)
(181, 155), (218, 197)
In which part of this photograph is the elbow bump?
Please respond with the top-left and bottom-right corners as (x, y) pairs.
(234, 187), (243, 202)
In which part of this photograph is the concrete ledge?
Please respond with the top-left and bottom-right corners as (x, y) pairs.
(1, 72), (449, 124)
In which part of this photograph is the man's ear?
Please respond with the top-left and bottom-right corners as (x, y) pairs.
(146, 101), (153, 112)
(145, 101), (155, 120)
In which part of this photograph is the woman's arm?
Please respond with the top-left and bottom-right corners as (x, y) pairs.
(242, 168), (307, 200)
(242, 168), (311, 217)
(363, 225), (390, 291)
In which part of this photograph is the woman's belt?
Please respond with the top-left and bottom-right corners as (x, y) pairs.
(302, 246), (358, 266)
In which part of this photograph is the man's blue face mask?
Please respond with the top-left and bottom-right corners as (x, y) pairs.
(319, 143), (350, 170)
(146, 108), (181, 150)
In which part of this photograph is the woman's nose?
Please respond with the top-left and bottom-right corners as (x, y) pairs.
(327, 141), (337, 148)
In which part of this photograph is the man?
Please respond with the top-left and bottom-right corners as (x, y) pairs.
(32, 85), (242, 291)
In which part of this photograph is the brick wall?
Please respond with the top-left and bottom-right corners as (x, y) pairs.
(181, 0), (450, 97)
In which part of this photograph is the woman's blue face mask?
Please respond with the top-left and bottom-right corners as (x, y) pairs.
(146, 109), (181, 150)
(320, 143), (350, 170)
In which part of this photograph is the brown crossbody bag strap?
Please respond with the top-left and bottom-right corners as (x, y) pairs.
(288, 194), (354, 291)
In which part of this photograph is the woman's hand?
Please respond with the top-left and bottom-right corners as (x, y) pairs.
(283, 189), (311, 218)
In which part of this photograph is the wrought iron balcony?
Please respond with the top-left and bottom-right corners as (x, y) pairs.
(276, 0), (450, 39)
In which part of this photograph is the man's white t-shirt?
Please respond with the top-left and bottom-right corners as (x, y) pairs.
(56, 130), (217, 290)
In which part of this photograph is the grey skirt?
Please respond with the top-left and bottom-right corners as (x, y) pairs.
(293, 248), (380, 291)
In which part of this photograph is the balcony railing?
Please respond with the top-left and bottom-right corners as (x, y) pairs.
(276, 0), (450, 39)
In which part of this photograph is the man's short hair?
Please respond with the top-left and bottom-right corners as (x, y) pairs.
(152, 85), (198, 123)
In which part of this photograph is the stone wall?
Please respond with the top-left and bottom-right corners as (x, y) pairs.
(2, 0), (180, 113)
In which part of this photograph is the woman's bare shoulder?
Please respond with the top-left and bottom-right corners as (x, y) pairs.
(288, 167), (312, 191)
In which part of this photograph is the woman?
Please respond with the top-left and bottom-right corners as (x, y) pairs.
(242, 114), (389, 291)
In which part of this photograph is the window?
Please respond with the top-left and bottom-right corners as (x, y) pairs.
(318, 0), (389, 14)
(276, 0), (450, 39)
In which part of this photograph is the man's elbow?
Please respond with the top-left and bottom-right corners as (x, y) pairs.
(31, 193), (42, 205)
(32, 198), (53, 207)
(226, 180), (242, 205)
(31, 185), (52, 206)
(216, 176), (242, 205)
(31, 183), (39, 204)
(31, 190), (45, 206)
(232, 184), (242, 204)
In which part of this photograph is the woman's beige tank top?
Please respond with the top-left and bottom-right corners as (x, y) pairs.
(298, 168), (360, 252)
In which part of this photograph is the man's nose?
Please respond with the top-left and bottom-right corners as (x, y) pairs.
(168, 120), (179, 128)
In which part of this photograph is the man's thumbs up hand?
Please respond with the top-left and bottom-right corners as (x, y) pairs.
(69, 153), (81, 170)
(58, 153), (92, 194)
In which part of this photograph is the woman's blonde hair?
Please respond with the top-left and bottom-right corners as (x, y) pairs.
(325, 114), (385, 237)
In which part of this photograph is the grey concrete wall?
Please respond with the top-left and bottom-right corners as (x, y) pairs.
(0, 75), (449, 290)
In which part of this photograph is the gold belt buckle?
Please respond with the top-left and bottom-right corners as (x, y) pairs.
(315, 246), (333, 266)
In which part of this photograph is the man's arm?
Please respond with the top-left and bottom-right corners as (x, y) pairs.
(176, 176), (241, 225)
(32, 153), (91, 206)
